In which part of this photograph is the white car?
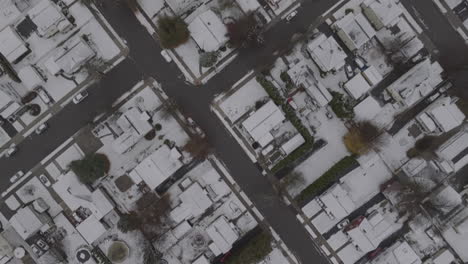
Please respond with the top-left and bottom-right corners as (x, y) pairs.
(73, 90), (88, 104)
(36, 87), (52, 105)
(4, 146), (17, 158)
(286, 10), (298, 22)
(160, 50), (172, 63)
(337, 219), (349, 229)
(35, 123), (48, 135)
(9, 170), (24, 183)
(39, 174), (51, 187)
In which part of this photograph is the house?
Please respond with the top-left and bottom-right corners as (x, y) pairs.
(10, 206), (50, 240)
(353, 96), (382, 122)
(435, 126), (468, 173)
(28, 0), (73, 38)
(44, 37), (96, 75)
(128, 144), (183, 190)
(361, 0), (403, 30)
(236, 0), (260, 13)
(386, 59), (443, 108)
(368, 240), (421, 264)
(111, 107), (153, 154)
(0, 26), (30, 63)
(333, 13), (376, 51)
(0, 0), (21, 31)
(241, 100), (285, 147)
(188, 10), (228, 52)
(170, 182), (213, 224)
(306, 34), (347, 72)
(362, 66), (383, 87)
(415, 96), (465, 135)
(18, 65), (46, 90)
(206, 216), (239, 255)
(343, 73), (372, 100)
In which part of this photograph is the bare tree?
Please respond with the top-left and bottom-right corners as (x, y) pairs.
(183, 135), (211, 160)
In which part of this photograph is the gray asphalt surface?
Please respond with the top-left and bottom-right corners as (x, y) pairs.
(0, 0), (342, 262)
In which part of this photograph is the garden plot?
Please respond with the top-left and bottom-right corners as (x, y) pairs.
(16, 177), (62, 217)
(288, 108), (349, 197)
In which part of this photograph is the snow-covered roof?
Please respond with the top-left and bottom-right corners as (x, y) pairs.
(362, 65), (383, 86)
(344, 73), (372, 99)
(112, 107), (153, 154)
(242, 100), (285, 143)
(361, 0), (403, 29)
(306, 34), (347, 72)
(280, 133), (305, 155)
(170, 182), (213, 223)
(386, 59), (443, 108)
(188, 10), (228, 52)
(236, 0), (260, 12)
(401, 37), (424, 59)
(422, 97), (466, 133)
(370, 241), (421, 264)
(0, 27), (29, 63)
(76, 215), (107, 244)
(18, 66), (44, 90)
(334, 13), (376, 50)
(9, 206), (44, 239)
(206, 216), (239, 254)
(45, 38), (95, 74)
(192, 255), (210, 264)
(354, 96), (382, 121)
(0, 102), (20, 118)
(0, 90), (12, 111)
(0, 0), (20, 31)
(52, 171), (114, 220)
(437, 128), (468, 172)
(429, 185), (462, 213)
(28, 0), (70, 38)
(433, 249), (455, 264)
(305, 80), (332, 107)
(129, 145), (183, 190)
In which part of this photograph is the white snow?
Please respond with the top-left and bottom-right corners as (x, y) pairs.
(16, 177), (62, 217)
(54, 143), (85, 171)
(255, 247), (289, 264)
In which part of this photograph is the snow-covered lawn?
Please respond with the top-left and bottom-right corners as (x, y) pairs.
(256, 247), (290, 264)
(288, 108), (349, 197)
(54, 143), (85, 171)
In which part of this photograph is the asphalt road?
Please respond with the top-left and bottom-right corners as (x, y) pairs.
(0, 0), (342, 263)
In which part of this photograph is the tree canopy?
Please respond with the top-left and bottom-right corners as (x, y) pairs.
(157, 16), (190, 49)
(69, 153), (110, 184)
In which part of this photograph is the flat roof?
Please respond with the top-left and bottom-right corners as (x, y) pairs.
(28, 0), (67, 37)
(0, 27), (28, 63)
(335, 13), (376, 50)
(306, 34), (347, 72)
(18, 66), (43, 90)
(76, 215), (106, 244)
(130, 144), (183, 190)
(242, 100), (285, 142)
(9, 207), (43, 239)
(280, 133), (305, 155)
(427, 98), (465, 132)
(236, 0), (260, 13)
(47, 38), (95, 74)
(344, 73), (372, 99)
(362, 0), (403, 27)
(354, 96), (382, 121)
(0, 0), (21, 31)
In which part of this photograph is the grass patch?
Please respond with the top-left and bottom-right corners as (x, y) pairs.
(256, 76), (315, 173)
(295, 156), (358, 204)
(225, 231), (272, 264)
(329, 91), (354, 119)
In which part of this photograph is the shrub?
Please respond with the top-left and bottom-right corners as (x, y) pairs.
(343, 121), (382, 155)
(407, 135), (440, 159)
(296, 156), (358, 203)
(144, 129), (156, 140)
(280, 71), (292, 83)
(117, 212), (141, 233)
(69, 153), (110, 184)
(329, 91), (354, 119)
(225, 231), (272, 264)
(199, 51), (218, 68)
(28, 104), (41, 116)
(21, 91), (37, 104)
(157, 16), (190, 49)
(154, 123), (162, 131)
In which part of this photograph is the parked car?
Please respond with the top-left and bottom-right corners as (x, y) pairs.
(4, 146), (17, 158)
(286, 10), (298, 22)
(426, 92), (441, 103)
(160, 50), (172, 63)
(31, 245), (43, 256)
(345, 64), (354, 79)
(73, 90), (88, 104)
(35, 123), (48, 135)
(39, 174), (51, 187)
(36, 239), (49, 251)
(36, 87), (52, 105)
(337, 219), (350, 229)
(9, 170), (24, 183)
(354, 56), (367, 70)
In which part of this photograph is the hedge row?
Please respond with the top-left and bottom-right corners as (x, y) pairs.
(295, 155), (358, 204)
(256, 76), (314, 173)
